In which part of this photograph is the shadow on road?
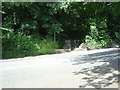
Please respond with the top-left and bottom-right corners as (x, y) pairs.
(72, 49), (120, 88)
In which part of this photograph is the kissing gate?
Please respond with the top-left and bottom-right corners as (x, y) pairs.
(65, 40), (81, 50)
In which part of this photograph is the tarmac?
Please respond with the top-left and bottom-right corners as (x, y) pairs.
(1, 48), (119, 88)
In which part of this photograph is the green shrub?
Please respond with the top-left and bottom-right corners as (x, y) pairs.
(87, 39), (101, 49)
(85, 26), (111, 49)
(2, 31), (39, 59)
(115, 32), (120, 45)
(38, 38), (58, 55)
(2, 31), (58, 59)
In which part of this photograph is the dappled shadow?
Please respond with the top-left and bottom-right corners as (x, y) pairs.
(72, 49), (120, 88)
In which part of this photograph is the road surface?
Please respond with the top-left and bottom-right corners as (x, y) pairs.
(1, 48), (120, 88)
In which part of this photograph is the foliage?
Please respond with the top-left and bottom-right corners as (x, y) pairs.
(115, 32), (120, 44)
(85, 18), (111, 49)
(2, 2), (120, 59)
(2, 30), (58, 59)
(2, 30), (38, 59)
(38, 38), (58, 54)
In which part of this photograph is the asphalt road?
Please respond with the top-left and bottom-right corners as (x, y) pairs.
(1, 48), (119, 88)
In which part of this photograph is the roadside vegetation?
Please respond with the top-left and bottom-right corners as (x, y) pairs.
(2, 2), (120, 59)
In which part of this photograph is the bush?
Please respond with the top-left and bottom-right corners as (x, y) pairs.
(85, 26), (111, 49)
(115, 32), (120, 45)
(2, 31), (58, 59)
(2, 31), (39, 59)
(38, 38), (58, 55)
(87, 39), (101, 49)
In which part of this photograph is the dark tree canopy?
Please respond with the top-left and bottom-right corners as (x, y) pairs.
(2, 2), (120, 59)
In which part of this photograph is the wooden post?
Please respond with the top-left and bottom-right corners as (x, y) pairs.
(54, 31), (56, 43)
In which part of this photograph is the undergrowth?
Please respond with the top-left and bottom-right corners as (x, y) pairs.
(2, 31), (58, 59)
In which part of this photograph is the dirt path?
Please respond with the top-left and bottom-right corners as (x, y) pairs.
(1, 48), (119, 88)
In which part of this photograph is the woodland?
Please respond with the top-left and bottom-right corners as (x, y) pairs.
(2, 2), (120, 59)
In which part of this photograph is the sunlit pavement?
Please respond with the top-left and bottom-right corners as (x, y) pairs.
(1, 48), (119, 88)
